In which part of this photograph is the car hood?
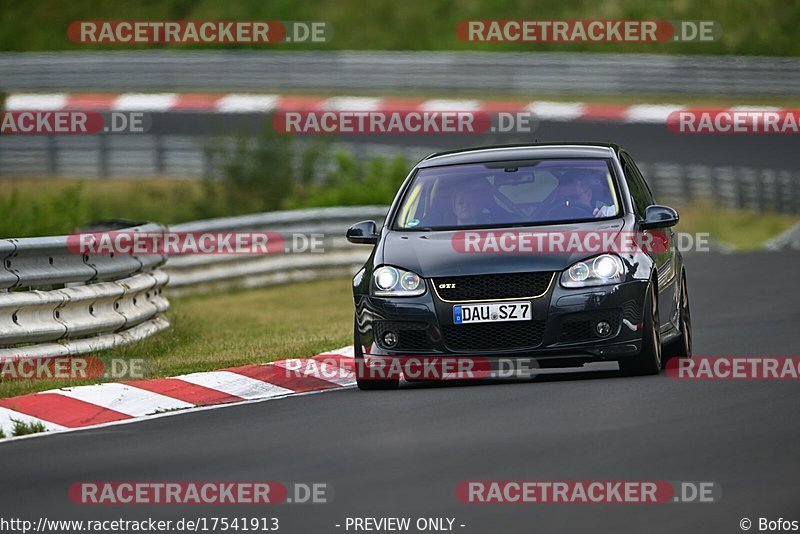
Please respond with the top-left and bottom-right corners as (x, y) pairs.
(380, 220), (625, 277)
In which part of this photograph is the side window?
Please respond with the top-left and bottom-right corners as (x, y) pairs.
(621, 153), (652, 219)
(629, 157), (655, 204)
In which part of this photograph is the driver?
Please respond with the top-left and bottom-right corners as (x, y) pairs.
(563, 177), (594, 213)
(556, 172), (615, 218)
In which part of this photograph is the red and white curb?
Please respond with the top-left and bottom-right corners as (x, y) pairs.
(4, 93), (783, 124)
(0, 347), (355, 440)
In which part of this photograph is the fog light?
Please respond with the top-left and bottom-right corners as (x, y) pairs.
(595, 321), (612, 337)
(382, 331), (399, 348)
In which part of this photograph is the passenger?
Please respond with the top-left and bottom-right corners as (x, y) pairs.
(451, 186), (485, 226)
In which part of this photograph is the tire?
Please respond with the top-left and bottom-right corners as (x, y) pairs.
(662, 272), (692, 365)
(354, 316), (400, 390)
(619, 281), (662, 376)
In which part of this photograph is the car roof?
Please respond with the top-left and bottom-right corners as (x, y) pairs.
(417, 143), (620, 168)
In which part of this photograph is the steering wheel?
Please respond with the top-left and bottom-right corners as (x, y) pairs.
(544, 200), (595, 220)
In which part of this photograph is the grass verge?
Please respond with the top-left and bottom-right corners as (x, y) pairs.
(675, 203), (799, 250)
(0, 419), (48, 440)
(0, 277), (355, 398)
(0, 178), (211, 238)
(9, 419), (47, 436)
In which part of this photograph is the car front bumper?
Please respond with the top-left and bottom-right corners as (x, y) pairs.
(354, 278), (649, 367)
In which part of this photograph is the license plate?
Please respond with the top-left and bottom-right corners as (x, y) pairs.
(453, 301), (532, 324)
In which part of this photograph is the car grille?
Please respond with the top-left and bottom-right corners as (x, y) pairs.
(441, 321), (546, 352)
(373, 321), (434, 351)
(558, 309), (622, 343)
(433, 272), (554, 302)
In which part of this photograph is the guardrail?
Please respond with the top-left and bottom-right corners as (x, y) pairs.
(2, 51), (800, 95)
(0, 208), (386, 359)
(0, 134), (426, 179)
(0, 223), (170, 360)
(164, 206), (386, 293)
(637, 163), (800, 214)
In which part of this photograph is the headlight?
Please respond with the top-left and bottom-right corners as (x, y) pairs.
(375, 266), (399, 290)
(372, 266), (426, 296)
(561, 254), (625, 288)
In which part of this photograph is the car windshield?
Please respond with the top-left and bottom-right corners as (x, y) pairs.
(394, 158), (621, 230)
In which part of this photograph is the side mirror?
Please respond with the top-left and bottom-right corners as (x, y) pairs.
(640, 205), (679, 230)
(346, 220), (379, 245)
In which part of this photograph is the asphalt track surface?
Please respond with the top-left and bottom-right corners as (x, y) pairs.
(153, 113), (800, 170)
(1, 251), (799, 534)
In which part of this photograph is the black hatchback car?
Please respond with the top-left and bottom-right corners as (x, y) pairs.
(346, 143), (691, 389)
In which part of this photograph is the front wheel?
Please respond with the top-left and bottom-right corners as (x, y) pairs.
(662, 272), (692, 365)
(619, 282), (662, 376)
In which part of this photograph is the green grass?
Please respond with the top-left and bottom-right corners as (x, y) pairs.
(675, 203), (799, 250)
(0, 146), (409, 237)
(0, 276), (355, 398)
(1, 0), (799, 56)
(0, 178), (212, 238)
(10, 419), (47, 436)
(0, 419), (48, 440)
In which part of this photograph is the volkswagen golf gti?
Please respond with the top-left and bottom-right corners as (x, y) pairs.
(346, 143), (692, 389)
